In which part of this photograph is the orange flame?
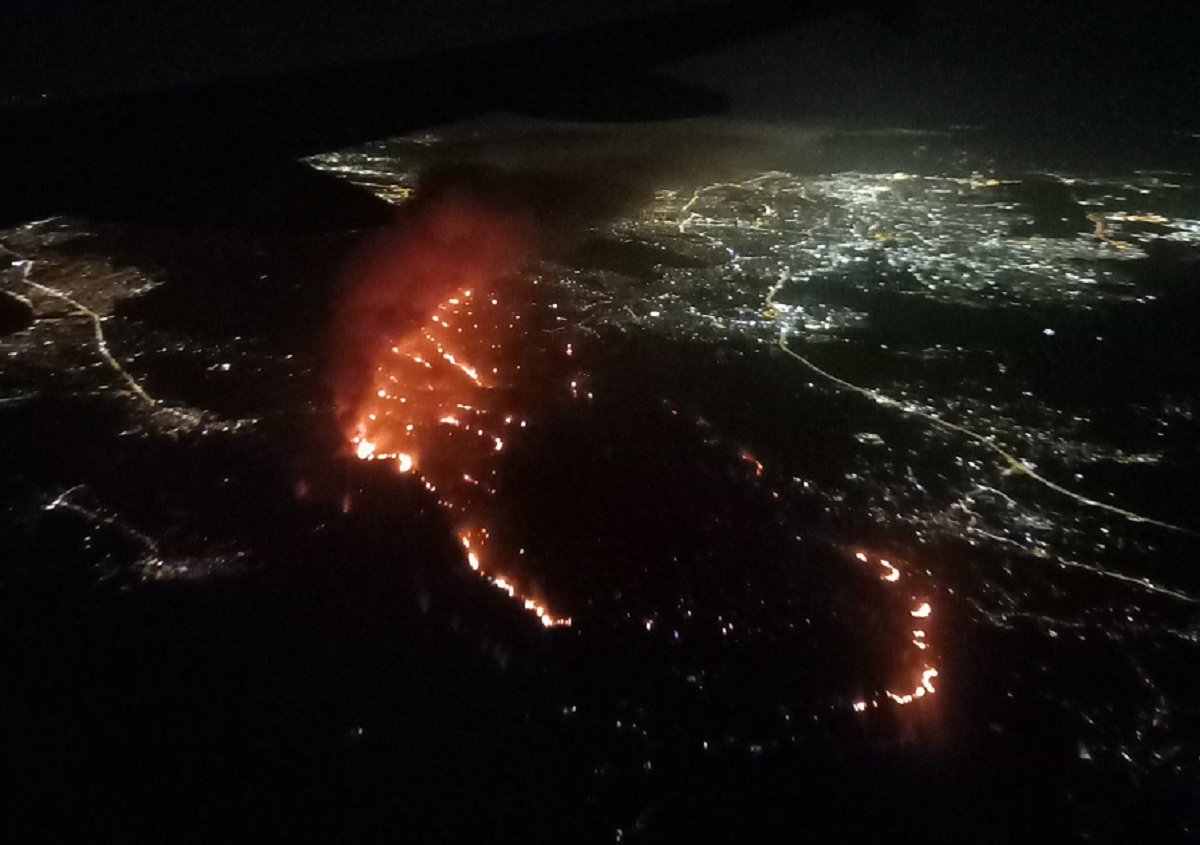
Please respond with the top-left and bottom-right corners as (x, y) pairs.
(327, 190), (532, 433)
(328, 189), (568, 628)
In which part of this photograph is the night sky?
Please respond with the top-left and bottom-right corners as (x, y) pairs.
(4, 0), (1198, 130)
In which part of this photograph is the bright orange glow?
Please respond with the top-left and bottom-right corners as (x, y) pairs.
(739, 450), (764, 477)
(848, 548), (941, 712)
(330, 192), (569, 629)
(330, 188), (945, 675)
(348, 289), (571, 626)
(878, 558), (901, 582)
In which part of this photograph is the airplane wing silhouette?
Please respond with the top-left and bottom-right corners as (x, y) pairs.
(0, 0), (914, 229)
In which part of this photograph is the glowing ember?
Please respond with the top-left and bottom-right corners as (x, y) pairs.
(343, 280), (571, 629)
(323, 186), (574, 628)
(331, 189), (947, 689)
(846, 549), (941, 712)
(878, 558), (901, 582)
(739, 450), (764, 477)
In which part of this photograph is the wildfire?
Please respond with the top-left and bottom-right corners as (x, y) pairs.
(851, 548), (941, 712)
(329, 186), (948, 693)
(739, 450), (764, 477)
(325, 187), (571, 628)
(343, 278), (571, 629)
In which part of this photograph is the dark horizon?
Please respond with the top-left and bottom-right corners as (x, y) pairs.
(4, 1), (1198, 131)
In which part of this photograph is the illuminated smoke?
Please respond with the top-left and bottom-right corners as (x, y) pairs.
(326, 169), (947, 674)
(326, 177), (569, 627)
(326, 183), (532, 433)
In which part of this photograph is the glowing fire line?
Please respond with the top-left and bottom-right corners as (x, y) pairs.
(851, 548), (941, 712)
(348, 285), (570, 628)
